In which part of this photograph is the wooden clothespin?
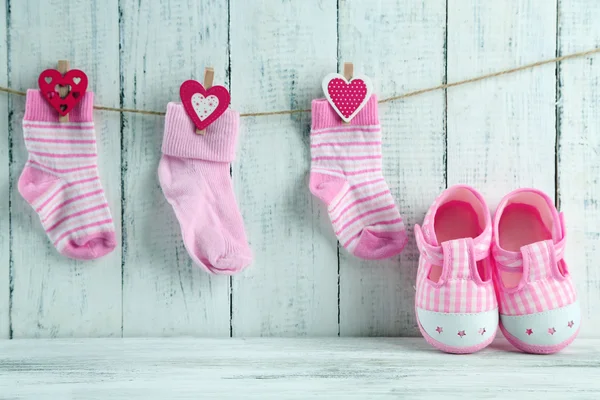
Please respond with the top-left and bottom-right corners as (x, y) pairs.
(342, 62), (353, 124)
(57, 60), (70, 122)
(196, 67), (215, 135)
(343, 62), (353, 81)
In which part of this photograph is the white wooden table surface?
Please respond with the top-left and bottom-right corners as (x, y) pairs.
(1, 338), (599, 399)
(0, 1), (600, 339)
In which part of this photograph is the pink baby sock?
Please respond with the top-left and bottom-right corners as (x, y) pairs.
(18, 90), (116, 260)
(309, 95), (407, 260)
(158, 103), (252, 275)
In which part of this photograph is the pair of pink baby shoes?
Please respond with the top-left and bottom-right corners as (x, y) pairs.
(415, 185), (580, 354)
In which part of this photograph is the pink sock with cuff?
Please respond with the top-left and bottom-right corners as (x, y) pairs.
(18, 89), (116, 260)
(309, 95), (407, 260)
(158, 103), (252, 275)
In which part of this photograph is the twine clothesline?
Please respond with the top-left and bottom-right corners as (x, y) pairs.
(1, 47), (599, 118)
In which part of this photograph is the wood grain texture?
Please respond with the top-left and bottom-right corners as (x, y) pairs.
(8, 0), (122, 337)
(0, 0), (8, 339)
(446, 1), (557, 206)
(557, 0), (600, 336)
(1, 338), (599, 399)
(120, 0), (230, 336)
(338, 0), (446, 336)
(2, 0), (600, 339)
(230, 0), (339, 336)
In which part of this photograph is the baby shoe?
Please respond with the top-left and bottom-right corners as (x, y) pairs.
(415, 185), (498, 354)
(492, 188), (580, 354)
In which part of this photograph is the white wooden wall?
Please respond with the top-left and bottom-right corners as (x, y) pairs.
(0, 0), (599, 338)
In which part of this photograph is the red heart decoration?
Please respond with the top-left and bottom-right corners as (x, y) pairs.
(322, 73), (373, 122)
(180, 80), (230, 131)
(38, 69), (88, 116)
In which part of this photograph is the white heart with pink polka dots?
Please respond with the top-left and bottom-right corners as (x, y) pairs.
(322, 73), (373, 123)
(191, 93), (219, 121)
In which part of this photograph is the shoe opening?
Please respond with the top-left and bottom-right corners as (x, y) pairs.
(497, 191), (565, 288)
(428, 187), (488, 283)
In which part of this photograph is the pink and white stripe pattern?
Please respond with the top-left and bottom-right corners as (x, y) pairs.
(18, 90), (116, 260)
(493, 240), (577, 316)
(309, 96), (407, 260)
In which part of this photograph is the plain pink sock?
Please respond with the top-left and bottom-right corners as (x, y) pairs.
(158, 103), (252, 274)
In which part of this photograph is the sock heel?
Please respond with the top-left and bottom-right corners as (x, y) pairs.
(309, 172), (348, 205)
(18, 166), (61, 205)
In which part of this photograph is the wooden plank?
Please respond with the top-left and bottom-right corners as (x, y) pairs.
(557, 0), (600, 336)
(120, 0), (230, 336)
(446, 1), (557, 205)
(0, 0), (8, 339)
(230, 0), (338, 335)
(8, 1), (121, 337)
(1, 338), (599, 398)
(338, 0), (446, 335)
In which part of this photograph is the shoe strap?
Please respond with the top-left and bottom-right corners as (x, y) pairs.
(442, 238), (476, 279)
(415, 224), (491, 266)
(492, 212), (567, 270)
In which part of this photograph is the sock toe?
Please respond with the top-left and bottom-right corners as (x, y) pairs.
(352, 228), (408, 260)
(208, 252), (253, 275)
(61, 231), (117, 260)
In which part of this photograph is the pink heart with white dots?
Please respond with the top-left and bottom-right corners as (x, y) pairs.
(322, 73), (373, 122)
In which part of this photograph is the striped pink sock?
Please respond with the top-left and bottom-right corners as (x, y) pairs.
(309, 95), (407, 260)
(17, 90), (116, 260)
